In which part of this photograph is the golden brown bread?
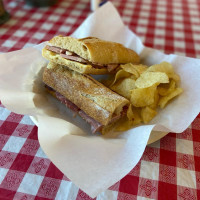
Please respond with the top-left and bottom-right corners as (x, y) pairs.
(42, 48), (108, 74)
(42, 36), (140, 74)
(48, 36), (140, 64)
(43, 62), (129, 126)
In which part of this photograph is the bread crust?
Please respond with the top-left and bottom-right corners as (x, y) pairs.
(42, 48), (108, 74)
(43, 62), (129, 125)
(48, 36), (140, 65)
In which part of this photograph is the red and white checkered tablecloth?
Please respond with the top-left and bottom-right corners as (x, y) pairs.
(0, 0), (200, 199)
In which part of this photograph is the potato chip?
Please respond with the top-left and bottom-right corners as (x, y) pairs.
(130, 84), (157, 107)
(146, 61), (173, 73)
(115, 105), (142, 131)
(127, 104), (134, 121)
(127, 104), (141, 121)
(135, 71), (169, 88)
(134, 64), (148, 74)
(100, 75), (115, 87)
(121, 63), (148, 79)
(101, 120), (119, 135)
(158, 79), (176, 96)
(110, 69), (130, 86)
(171, 73), (180, 83)
(130, 75), (137, 80)
(158, 87), (183, 108)
(141, 106), (157, 123)
(149, 89), (159, 109)
(120, 63), (139, 79)
(114, 117), (135, 131)
(104, 61), (183, 131)
(127, 105), (142, 125)
(110, 78), (136, 99)
(146, 61), (180, 82)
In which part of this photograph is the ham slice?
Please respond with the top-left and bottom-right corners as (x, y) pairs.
(46, 45), (87, 63)
(45, 45), (119, 72)
(60, 53), (87, 63)
(45, 84), (104, 133)
(56, 91), (103, 133)
(46, 45), (66, 54)
(45, 84), (127, 133)
(55, 92), (80, 113)
(78, 110), (103, 133)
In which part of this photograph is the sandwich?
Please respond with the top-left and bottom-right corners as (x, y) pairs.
(42, 36), (140, 74)
(43, 62), (130, 134)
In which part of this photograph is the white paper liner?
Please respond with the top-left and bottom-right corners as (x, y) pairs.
(0, 2), (200, 198)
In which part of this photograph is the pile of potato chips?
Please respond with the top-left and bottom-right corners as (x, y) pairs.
(103, 61), (183, 131)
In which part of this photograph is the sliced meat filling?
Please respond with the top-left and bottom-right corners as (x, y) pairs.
(45, 45), (119, 72)
(78, 110), (103, 133)
(55, 92), (80, 113)
(45, 84), (127, 133)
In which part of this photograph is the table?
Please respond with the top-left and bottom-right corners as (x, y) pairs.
(0, 0), (200, 199)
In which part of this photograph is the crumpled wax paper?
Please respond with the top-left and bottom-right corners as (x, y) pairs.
(0, 2), (200, 198)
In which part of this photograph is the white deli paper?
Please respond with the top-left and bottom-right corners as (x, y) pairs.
(1, 2), (200, 198)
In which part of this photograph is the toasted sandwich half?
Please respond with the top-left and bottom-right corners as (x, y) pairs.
(42, 36), (140, 74)
(43, 62), (129, 134)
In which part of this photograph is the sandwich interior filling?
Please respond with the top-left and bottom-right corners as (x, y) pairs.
(45, 45), (119, 72)
(44, 84), (127, 133)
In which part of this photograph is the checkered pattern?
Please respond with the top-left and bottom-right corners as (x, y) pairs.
(0, 0), (200, 199)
